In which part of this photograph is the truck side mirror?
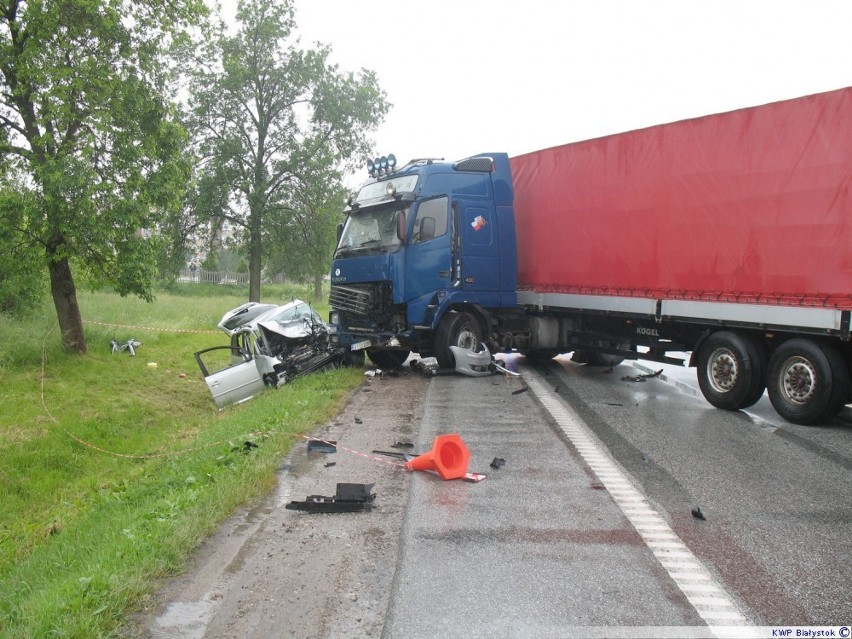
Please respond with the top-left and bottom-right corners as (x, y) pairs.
(337, 222), (344, 243)
(395, 210), (406, 241)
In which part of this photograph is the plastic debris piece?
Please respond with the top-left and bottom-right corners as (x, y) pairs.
(490, 457), (506, 469)
(451, 345), (494, 377)
(621, 369), (663, 383)
(307, 439), (337, 453)
(324, 461), (336, 468)
(691, 507), (706, 521)
(391, 441), (414, 449)
(511, 387), (529, 395)
(354, 417), (363, 424)
(285, 483), (375, 513)
(372, 450), (408, 460)
(493, 360), (521, 377)
(410, 357), (442, 376)
(110, 338), (142, 356)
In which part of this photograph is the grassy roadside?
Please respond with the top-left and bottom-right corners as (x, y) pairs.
(0, 285), (364, 638)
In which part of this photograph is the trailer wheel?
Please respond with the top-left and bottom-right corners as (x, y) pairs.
(696, 331), (765, 411)
(767, 339), (849, 424)
(822, 345), (852, 419)
(435, 311), (482, 368)
(366, 349), (410, 369)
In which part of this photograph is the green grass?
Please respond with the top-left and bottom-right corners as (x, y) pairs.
(0, 285), (362, 638)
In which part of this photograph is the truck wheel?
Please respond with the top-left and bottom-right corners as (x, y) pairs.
(767, 339), (849, 424)
(435, 311), (482, 368)
(696, 331), (765, 411)
(822, 345), (852, 419)
(366, 349), (410, 369)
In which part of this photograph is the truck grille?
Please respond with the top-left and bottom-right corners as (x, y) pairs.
(330, 284), (374, 316)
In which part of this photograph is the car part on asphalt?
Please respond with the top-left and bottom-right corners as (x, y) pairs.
(621, 369), (663, 383)
(371, 450), (410, 460)
(285, 483), (376, 513)
(409, 357), (440, 376)
(450, 345), (495, 377)
(490, 457), (506, 469)
(307, 440), (337, 454)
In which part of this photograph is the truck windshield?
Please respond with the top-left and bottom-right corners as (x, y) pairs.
(335, 206), (408, 258)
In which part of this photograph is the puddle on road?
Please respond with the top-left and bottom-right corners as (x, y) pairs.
(149, 600), (215, 639)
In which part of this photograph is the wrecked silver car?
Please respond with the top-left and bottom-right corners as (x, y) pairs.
(194, 300), (346, 408)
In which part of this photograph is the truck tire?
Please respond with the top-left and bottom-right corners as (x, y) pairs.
(696, 331), (766, 411)
(435, 311), (482, 368)
(366, 349), (410, 369)
(767, 339), (849, 424)
(822, 345), (852, 419)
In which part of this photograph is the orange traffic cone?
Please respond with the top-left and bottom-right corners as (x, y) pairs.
(404, 434), (471, 480)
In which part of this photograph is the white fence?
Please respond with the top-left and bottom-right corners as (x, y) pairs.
(177, 269), (286, 285)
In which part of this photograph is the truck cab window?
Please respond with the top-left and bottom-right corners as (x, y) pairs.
(336, 206), (407, 256)
(412, 197), (448, 244)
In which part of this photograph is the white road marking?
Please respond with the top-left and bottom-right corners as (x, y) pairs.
(523, 367), (753, 634)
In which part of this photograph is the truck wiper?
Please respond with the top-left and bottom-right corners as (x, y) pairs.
(357, 239), (382, 249)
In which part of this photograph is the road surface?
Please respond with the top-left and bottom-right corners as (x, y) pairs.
(130, 355), (852, 638)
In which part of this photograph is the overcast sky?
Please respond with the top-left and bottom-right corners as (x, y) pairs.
(252, 2), (852, 178)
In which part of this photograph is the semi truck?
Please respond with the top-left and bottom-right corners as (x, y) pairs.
(328, 87), (852, 425)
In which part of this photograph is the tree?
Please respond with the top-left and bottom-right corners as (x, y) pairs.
(265, 180), (345, 300)
(0, 0), (204, 352)
(188, 0), (388, 303)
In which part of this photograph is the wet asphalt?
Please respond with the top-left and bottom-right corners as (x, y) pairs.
(383, 367), (713, 638)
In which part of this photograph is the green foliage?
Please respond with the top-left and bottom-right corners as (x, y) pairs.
(0, 289), (361, 636)
(0, 187), (46, 316)
(186, 0), (389, 301)
(0, 0), (207, 351)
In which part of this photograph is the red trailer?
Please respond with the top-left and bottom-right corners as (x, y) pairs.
(509, 88), (851, 424)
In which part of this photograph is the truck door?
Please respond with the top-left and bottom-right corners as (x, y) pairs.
(457, 200), (499, 292)
(405, 196), (452, 304)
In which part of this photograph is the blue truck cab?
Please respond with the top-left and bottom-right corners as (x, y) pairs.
(329, 153), (518, 369)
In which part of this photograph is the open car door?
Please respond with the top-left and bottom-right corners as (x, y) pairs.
(194, 344), (265, 409)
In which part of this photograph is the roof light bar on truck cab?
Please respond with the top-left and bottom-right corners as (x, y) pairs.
(367, 154), (397, 178)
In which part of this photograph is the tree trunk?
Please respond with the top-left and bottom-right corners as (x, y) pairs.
(313, 272), (323, 301)
(47, 252), (87, 354)
(248, 211), (263, 303)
